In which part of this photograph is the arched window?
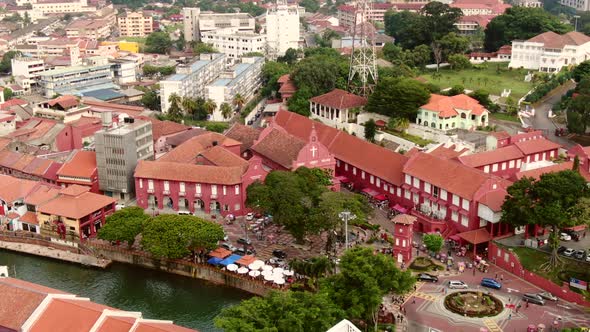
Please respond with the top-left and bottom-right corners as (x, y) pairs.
(461, 113), (467, 119)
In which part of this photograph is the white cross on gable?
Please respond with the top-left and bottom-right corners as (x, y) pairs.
(310, 145), (318, 158)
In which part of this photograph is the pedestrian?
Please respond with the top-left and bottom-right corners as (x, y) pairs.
(508, 297), (511, 303)
(500, 274), (504, 282)
(473, 267), (476, 276)
(412, 298), (416, 304)
(584, 231), (587, 238)
(495, 273), (498, 279)
(508, 313), (512, 320)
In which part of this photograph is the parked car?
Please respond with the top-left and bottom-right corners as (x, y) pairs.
(448, 280), (468, 289)
(115, 203), (126, 211)
(575, 250), (586, 260)
(417, 273), (438, 283)
(235, 248), (253, 256)
(557, 246), (567, 254)
(223, 234), (229, 242)
(586, 253), (590, 262)
(523, 293), (545, 306)
(245, 213), (254, 221)
(560, 233), (572, 241)
(537, 292), (558, 302)
(562, 229), (580, 241)
(247, 120), (254, 126)
(177, 210), (191, 216)
(220, 243), (237, 252)
(237, 237), (252, 246)
(272, 249), (287, 259)
(563, 248), (575, 257)
(480, 278), (502, 290)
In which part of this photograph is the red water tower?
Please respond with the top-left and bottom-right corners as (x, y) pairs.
(391, 214), (416, 265)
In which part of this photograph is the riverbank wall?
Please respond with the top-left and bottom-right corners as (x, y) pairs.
(87, 241), (273, 296)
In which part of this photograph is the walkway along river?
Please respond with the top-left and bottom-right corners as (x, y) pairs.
(0, 249), (251, 331)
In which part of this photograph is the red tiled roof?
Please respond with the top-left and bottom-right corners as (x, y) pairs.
(421, 94), (487, 118)
(278, 80), (297, 94)
(515, 161), (574, 181)
(165, 128), (207, 148)
(391, 214), (416, 225)
(0, 99), (27, 110)
(19, 211), (38, 225)
(57, 150), (97, 179)
(224, 123), (261, 153)
(404, 152), (493, 199)
(37, 189), (115, 220)
(429, 144), (470, 159)
(158, 133), (241, 163)
(274, 110), (408, 185)
(458, 145), (523, 168)
(513, 138), (561, 155)
(30, 298), (113, 332)
(526, 31), (590, 48)
(309, 89), (367, 110)
(199, 145), (249, 168)
(277, 74), (291, 84)
(509, 130), (544, 143)
(95, 316), (136, 332)
(82, 99), (146, 117)
(490, 131), (510, 140)
(6, 212), (19, 219)
(134, 322), (196, 332)
(135, 116), (189, 141)
(47, 95), (79, 109)
(478, 189), (506, 212)
(0, 175), (38, 203)
(457, 228), (491, 244)
(251, 128), (307, 169)
(135, 160), (244, 185)
(0, 279), (53, 331)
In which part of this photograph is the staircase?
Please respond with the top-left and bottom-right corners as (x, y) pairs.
(441, 223), (456, 240)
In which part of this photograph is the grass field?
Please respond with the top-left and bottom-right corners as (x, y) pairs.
(490, 112), (520, 123)
(419, 62), (535, 100)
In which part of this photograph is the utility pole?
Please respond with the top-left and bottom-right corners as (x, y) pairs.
(339, 211), (356, 249)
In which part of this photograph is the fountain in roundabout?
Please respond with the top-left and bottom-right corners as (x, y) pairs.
(444, 291), (504, 318)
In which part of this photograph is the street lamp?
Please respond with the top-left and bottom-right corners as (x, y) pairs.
(574, 15), (581, 32)
(339, 211), (356, 249)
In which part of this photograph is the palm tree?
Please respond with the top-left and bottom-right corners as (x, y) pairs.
(181, 96), (197, 116)
(220, 102), (233, 119)
(167, 93), (183, 121)
(232, 93), (246, 111)
(204, 99), (217, 115)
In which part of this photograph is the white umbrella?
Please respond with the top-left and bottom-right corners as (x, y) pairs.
(252, 259), (264, 267)
(283, 270), (294, 276)
(227, 264), (238, 272)
(274, 277), (285, 285)
(273, 267), (284, 275)
(264, 274), (274, 281)
(262, 265), (273, 271)
(237, 267), (249, 274)
(248, 262), (261, 270)
(249, 270), (261, 277)
(261, 269), (273, 277)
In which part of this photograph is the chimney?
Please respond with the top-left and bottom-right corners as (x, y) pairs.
(101, 111), (112, 130)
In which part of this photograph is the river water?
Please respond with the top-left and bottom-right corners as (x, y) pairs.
(0, 249), (251, 331)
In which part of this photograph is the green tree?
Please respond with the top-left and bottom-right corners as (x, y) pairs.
(0, 50), (21, 73)
(573, 60), (590, 82)
(501, 171), (590, 269)
(365, 77), (430, 119)
(145, 31), (173, 54)
(420, 2), (463, 69)
(290, 54), (347, 96)
(181, 96), (198, 116)
(204, 99), (217, 114)
(3, 87), (12, 101)
(387, 117), (410, 132)
(569, 94), (590, 132)
(484, 7), (571, 52)
(448, 54), (472, 70)
(141, 90), (161, 111)
(364, 118), (377, 142)
(287, 86), (313, 116)
(299, 0), (320, 12)
(290, 255), (335, 290)
(23, 12), (30, 26)
(573, 155), (580, 171)
(469, 89), (494, 109)
(220, 102), (233, 119)
(440, 32), (470, 60)
(167, 93), (183, 120)
(383, 10), (424, 49)
(278, 48), (299, 65)
(261, 61), (290, 97)
(447, 84), (465, 96)
(215, 291), (344, 332)
(423, 233), (444, 253)
(97, 207), (149, 248)
(193, 42), (218, 54)
(321, 247), (415, 329)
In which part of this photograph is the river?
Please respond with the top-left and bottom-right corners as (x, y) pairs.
(0, 249), (251, 331)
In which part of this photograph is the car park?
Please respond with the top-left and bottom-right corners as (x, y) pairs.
(557, 246), (567, 254)
(537, 292), (557, 302)
(272, 249), (287, 259)
(575, 250), (586, 260)
(448, 280), (468, 289)
(562, 229), (580, 241)
(523, 293), (545, 306)
(417, 273), (438, 283)
(237, 238), (252, 246)
(563, 248), (575, 257)
(480, 278), (502, 290)
(560, 233), (572, 241)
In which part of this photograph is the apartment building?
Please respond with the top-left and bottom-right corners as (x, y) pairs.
(11, 56), (46, 93)
(266, 2), (300, 57)
(159, 53), (226, 112)
(38, 56), (115, 97)
(201, 28), (267, 58)
(65, 19), (111, 39)
(205, 57), (264, 121)
(337, 3), (395, 27)
(94, 116), (154, 201)
(560, 0), (590, 11)
(32, 0), (96, 18)
(183, 7), (255, 43)
(117, 11), (154, 37)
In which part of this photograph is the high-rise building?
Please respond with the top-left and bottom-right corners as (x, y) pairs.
(118, 12), (154, 37)
(265, 1), (300, 58)
(94, 115), (153, 201)
(183, 7), (201, 43)
(200, 28), (267, 58)
(183, 8), (255, 43)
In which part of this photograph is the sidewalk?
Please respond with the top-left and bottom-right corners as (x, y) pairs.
(0, 240), (111, 268)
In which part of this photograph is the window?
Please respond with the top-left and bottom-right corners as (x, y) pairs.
(424, 182), (431, 194)
(509, 160), (515, 168)
(336, 160), (341, 167)
(479, 218), (488, 227)
(376, 178), (381, 187)
(492, 163), (498, 172)
(484, 165), (490, 173)
(344, 163), (348, 171)
(397, 188), (401, 197)
(361, 171), (365, 179)
(224, 204), (229, 211)
(179, 182), (185, 192)
(402, 239), (407, 247)
(234, 203), (241, 211)
(235, 185), (240, 195)
(413, 177), (420, 188)
(433, 186), (439, 197)
(462, 199), (470, 211)
(395, 238), (399, 246)
(222, 186), (227, 196)
(452, 194), (459, 206)
(452, 211), (458, 221)
(404, 190), (410, 199)
(405, 174), (411, 184)
(164, 181), (169, 191)
(370, 175), (374, 184)
(413, 193), (419, 204)
(517, 160), (522, 168)
(196, 183), (201, 194)
(389, 186), (394, 194)
(139, 179), (143, 188)
(353, 167), (357, 175)
(148, 180), (154, 190)
(461, 215), (469, 227)
(535, 153), (539, 161)
(211, 185), (217, 195)
(500, 162), (506, 170)
(550, 151), (555, 158)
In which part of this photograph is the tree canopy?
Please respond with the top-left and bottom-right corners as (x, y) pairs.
(484, 7), (571, 52)
(145, 31), (173, 54)
(365, 77), (430, 119)
(98, 207), (149, 247)
(0, 50), (21, 73)
(573, 60), (590, 82)
(423, 233), (444, 253)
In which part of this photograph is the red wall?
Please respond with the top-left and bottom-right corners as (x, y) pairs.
(488, 242), (590, 306)
(55, 122), (103, 151)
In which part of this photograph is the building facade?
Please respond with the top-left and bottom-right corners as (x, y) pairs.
(416, 94), (489, 132)
(56, 150), (100, 194)
(337, 3), (394, 27)
(37, 56), (115, 97)
(94, 117), (154, 201)
(560, 0), (590, 11)
(31, 0), (96, 18)
(183, 7), (256, 43)
(509, 31), (590, 72)
(200, 28), (267, 58)
(265, 3), (300, 57)
(117, 12), (154, 37)
(10, 56), (46, 93)
(309, 89), (367, 127)
(65, 19), (111, 39)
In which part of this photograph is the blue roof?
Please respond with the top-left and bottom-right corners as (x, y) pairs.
(207, 257), (223, 265)
(80, 88), (124, 101)
(191, 60), (210, 72)
(234, 63), (251, 76)
(219, 254), (242, 266)
(168, 74), (187, 81)
(211, 78), (231, 87)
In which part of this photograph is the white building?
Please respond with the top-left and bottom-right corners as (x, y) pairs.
(201, 28), (267, 59)
(509, 31), (590, 72)
(31, 0), (96, 18)
(109, 59), (137, 84)
(118, 11), (154, 37)
(205, 57), (264, 121)
(560, 0), (589, 11)
(11, 56), (46, 93)
(265, 2), (300, 58)
(159, 53), (226, 112)
(183, 7), (256, 43)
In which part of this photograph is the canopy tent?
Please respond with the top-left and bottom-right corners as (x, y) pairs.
(236, 255), (256, 266)
(374, 194), (388, 201)
(393, 204), (408, 214)
(449, 235), (461, 242)
(336, 176), (350, 184)
(283, 270), (294, 276)
(457, 228), (492, 245)
(207, 257), (223, 265)
(361, 188), (380, 197)
(273, 267), (284, 275)
(261, 269), (273, 277)
(219, 254), (242, 266)
(209, 248), (232, 259)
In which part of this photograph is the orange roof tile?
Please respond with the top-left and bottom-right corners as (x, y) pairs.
(277, 74), (291, 84)
(134, 322), (196, 332)
(527, 31), (590, 48)
(30, 298), (113, 332)
(420, 94), (487, 118)
(478, 189), (506, 212)
(391, 214), (416, 225)
(60, 184), (91, 196)
(515, 161), (574, 181)
(224, 123), (261, 153)
(251, 128), (306, 169)
(158, 133), (241, 163)
(95, 316), (136, 332)
(199, 145), (249, 168)
(19, 211), (38, 225)
(24, 184), (61, 206)
(0, 281), (50, 331)
(0, 137), (11, 151)
(135, 116), (189, 141)
(57, 150), (97, 178)
(513, 138), (561, 155)
(11, 154), (36, 171)
(37, 190), (116, 220)
(458, 145), (524, 168)
(309, 89), (367, 110)
(0, 175), (38, 203)
(429, 144), (470, 159)
(135, 160), (244, 185)
(457, 228), (491, 245)
(47, 95), (79, 109)
(490, 131), (510, 140)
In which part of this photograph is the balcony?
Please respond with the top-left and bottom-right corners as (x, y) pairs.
(194, 192), (202, 198)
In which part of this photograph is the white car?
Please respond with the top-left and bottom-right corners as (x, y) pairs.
(560, 233), (572, 241)
(563, 248), (575, 257)
(245, 212), (254, 221)
(448, 280), (469, 289)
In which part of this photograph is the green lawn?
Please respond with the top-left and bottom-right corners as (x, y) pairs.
(490, 112), (520, 123)
(419, 62), (535, 101)
(382, 129), (433, 147)
(118, 36), (147, 44)
(511, 247), (590, 289)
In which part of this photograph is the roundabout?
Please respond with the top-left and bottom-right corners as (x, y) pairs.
(444, 291), (504, 318)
